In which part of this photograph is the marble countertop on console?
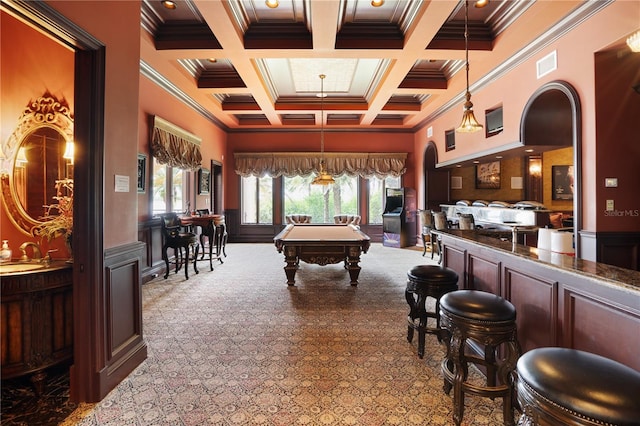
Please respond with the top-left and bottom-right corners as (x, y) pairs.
(434, 229), (640, 292)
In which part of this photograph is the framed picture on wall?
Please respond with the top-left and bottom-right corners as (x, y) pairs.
(552, 165), (574, 200)
(198, 168), (210, 195)
(137, 154), (146, 193)
(475, 161), (501, 189)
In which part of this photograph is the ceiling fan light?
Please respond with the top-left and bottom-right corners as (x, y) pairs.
(265, 0), (279, 8)
(627, 30), (640, 53)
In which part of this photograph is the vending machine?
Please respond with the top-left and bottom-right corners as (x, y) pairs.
(382, 188), (416, 247)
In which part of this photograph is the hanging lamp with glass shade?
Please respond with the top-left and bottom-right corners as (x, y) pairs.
(456, 0), (483, 133)
(311, 74), (335, 186)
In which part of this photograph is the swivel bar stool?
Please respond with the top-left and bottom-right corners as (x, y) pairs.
(439, 290), (520, 426)
(516, 347), (640, 425)
(405, 265), (458, 358)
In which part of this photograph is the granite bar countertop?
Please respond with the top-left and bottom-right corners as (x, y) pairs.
(434, 229), (640, 292)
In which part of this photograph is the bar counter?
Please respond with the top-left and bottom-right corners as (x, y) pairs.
(434, 229), (640, 371)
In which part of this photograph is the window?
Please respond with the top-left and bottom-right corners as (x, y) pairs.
(240, 172), (402, 225)
(445, 129), (456, 151)
(485, 106), (504, 137)
(368, 176), (401, 224)
(152, 157), (186, 215)
(241, 175), (273, 224)
(283, 175), (358, 223)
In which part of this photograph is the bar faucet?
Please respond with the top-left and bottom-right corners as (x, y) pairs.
(19, 242), (42, 262)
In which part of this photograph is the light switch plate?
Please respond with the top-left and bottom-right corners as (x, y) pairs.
(605, 178), (618, 187)
(606, 200), (614, 211)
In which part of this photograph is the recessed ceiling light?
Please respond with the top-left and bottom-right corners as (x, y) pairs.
(496, 155), (503, 159)
(456, 164), (462, 168)
(525, 149), (534, 153)
(473, 161), (480, 164)
(265, 0), (279, 8)
(161, 1), (177, 10)
(371, 0), (384, 7)
(207, 58), (217, 63)
(475, 0), (489, 8)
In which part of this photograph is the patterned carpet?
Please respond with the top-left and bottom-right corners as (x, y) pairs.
(6, 243), (514, 425)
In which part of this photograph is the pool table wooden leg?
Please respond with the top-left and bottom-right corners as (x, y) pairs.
(347, 247), (362, 286)
(283, 247), (298, 285)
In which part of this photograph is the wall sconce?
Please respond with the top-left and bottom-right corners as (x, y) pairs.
(63, 140), (75, 165)
(16, 147), (28, 166)
(528, 157), (542, 177)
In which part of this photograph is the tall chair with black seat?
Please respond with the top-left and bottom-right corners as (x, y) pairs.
(195, 208), (213, 259)
(196, 212), (227, 269)
(160, 212), (199, 280)
(419, 210), (435, 256)
(213, 215), (228, 258)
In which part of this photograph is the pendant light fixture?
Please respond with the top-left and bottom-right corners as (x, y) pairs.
(456, 0), (484, 133)
(312, 74), (335, 186)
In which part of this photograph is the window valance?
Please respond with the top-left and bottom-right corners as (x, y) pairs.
(150, 116), (202, 170)
(234, 152), (407, 179)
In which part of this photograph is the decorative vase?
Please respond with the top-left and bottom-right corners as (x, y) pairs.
(65, 233), (73, 262)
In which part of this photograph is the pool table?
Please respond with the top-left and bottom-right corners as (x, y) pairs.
(274, 224), (371, 286)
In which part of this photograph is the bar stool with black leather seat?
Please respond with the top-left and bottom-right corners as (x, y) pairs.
(405, 265), (458, 358)
(516, 347), (640, 425)
(439, 290), (521, 426)
(457, 213), (477, 230)
(432, 211), (451, 264)
(418, 210), (435, 256)
(160, 212), (199, 280)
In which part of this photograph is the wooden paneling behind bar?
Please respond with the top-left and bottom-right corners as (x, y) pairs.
(440, 232), (640, 370)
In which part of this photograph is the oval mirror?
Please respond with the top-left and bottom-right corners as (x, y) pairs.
(0, 94), (73, 235)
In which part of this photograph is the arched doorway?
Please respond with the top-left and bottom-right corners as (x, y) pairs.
(520, 81), (582, 256)
(422, 141), (450, 211)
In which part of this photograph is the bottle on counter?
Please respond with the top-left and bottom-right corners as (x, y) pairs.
(0, 240), (12, 263)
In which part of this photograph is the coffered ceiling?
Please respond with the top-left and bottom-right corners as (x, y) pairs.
(140, 0), (586, 132)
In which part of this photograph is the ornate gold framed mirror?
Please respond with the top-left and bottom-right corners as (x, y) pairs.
(1, 94), (74, 235)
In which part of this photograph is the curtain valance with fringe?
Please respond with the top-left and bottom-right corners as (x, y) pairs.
(150, 116), (202, 170)
(234, 152), (407, 179)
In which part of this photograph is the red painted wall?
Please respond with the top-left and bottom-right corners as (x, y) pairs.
(594, 49), (640, 232)
(0, 12), (74, 258)
(413, 1), (640, 234)
(46, 0), (141, 248)
(137, 76), (227, 220)
(225, 131), (416, 209)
